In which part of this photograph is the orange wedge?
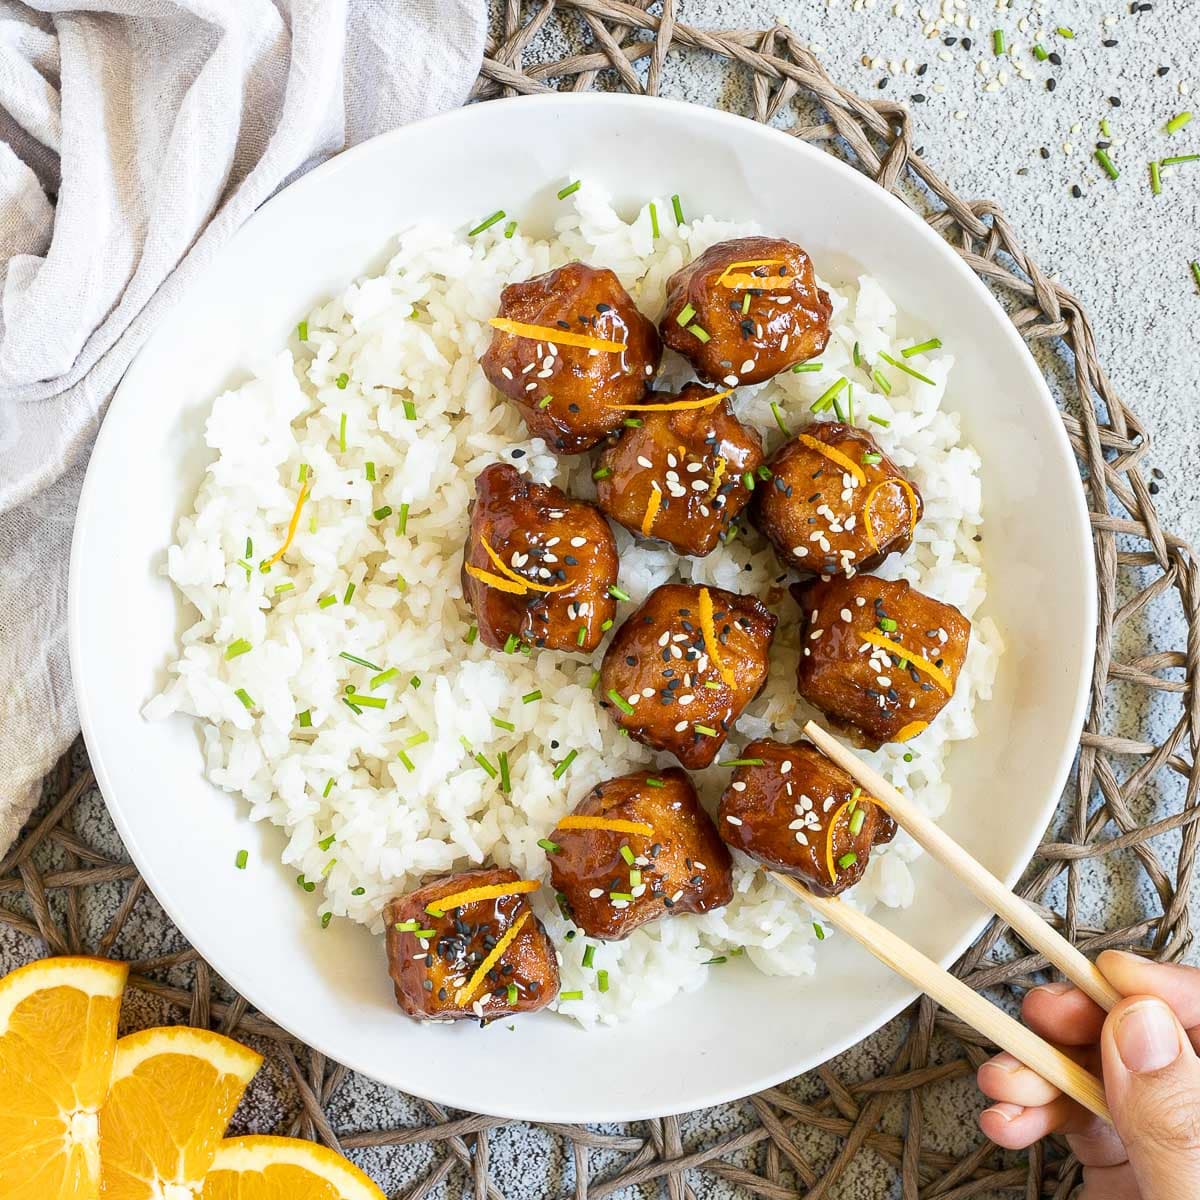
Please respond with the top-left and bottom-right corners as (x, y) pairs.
(198, 1136), (385, 1200)
(99, 1026), (263, 1199)
(0, 956), (128, 1200)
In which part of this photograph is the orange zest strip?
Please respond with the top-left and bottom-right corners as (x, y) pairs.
(717, 258), (784, 281)
(480, 536), (571, 593)
(605, 387), (736, 412)
(862, 478), (920, 551)
(262, 482), (311, 570)
(861, 630), (954, 695)
(428, 879), (541, 917)
(895, 720), (929, 743)
(464, 562), (529, 595)
(706, 455), (727, 500)
(641, 485), (663, 537)
(698, 586), (736, 687)
(718, 273), (793, 290)
(824, 799), (854, 884)
(455, 910), (530, 1006)
(555, 815), (654, 836)
(797, 434), (867, 486)
(488, 317), (626, 354)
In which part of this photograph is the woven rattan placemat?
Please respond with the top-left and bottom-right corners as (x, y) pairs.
(4, 5), (1198, 1197)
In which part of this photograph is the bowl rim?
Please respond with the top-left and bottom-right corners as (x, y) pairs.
(70, 90), (1097, 1121)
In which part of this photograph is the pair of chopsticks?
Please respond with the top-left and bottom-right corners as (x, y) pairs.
(773, 721), (1119, 1123)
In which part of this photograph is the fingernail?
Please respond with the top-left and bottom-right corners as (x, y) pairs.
(1032, 981), (1073, 996)
(986, 1052), (1023, 1074)
(984, 1103), (1025, 1123)
(1114, 999), (1183, 1073)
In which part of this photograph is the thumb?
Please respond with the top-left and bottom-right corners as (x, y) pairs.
(1102, 995), (1200, 1198)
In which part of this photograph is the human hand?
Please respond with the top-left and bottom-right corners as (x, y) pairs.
(976, 950), (1200, 1198)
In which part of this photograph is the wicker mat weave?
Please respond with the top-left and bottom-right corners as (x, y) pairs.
(4, 4), (1199, 1197)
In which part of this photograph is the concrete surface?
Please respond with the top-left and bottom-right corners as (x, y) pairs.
(3, 2), (1198, 1196)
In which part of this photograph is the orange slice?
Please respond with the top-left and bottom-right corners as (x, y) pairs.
(0, 956), (128, 1200)
(99, 1027), (262, 1200)
(198, 1135), (385, 1200)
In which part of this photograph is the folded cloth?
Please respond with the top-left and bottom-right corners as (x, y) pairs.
(0, 0), (486, 853)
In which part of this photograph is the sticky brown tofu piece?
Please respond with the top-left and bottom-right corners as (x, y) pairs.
(384, 867), (559, 1023)
(549, 768), (734, 939)
(594, 385), (764, 557)
(754, 421), (923, 576)
(792, 575), (971, 749)
(718, 739), (896, 896)
(462, 463), (618, 653)
(480, 263), (661, 454)
(659, 236), (831, 387)
(599, 583), (777, 768)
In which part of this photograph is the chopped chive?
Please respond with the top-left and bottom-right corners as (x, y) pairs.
(299, 876), (315, 892)
(770, 401), (790, 436)
(498, 751), (511, 794)
(320, 912), (333, 929)
(468, 209), (506, 236)
(649, 201), (660, 239)
(645, 777), (665, 788)
(872, 368), (892, 395)
(619, 845), (635, 866)
(318, 594), (336, 609)
(849, 808), (866, 836)
(323, 777), (335, 797)
(629, 869), (642, 887)
(675, 302), (697, 327)
(1100, 118), (1113, 138)
(235, 849), (248, 869)
(862, 451), (883, 465)
(1095, 148), (1119, 180)
(757, 465), (773, 481)
(340, 651), (382, 670)
(718, 757), (765, 767)
(878, 616), (898, 632)
(352, 887), (365, 896)
(373, 505), (392, 521)
(792, 361), (823, 372)
(592, 466), (612, 480)
(704, 681), (722, 690)
(847, 383), (855, 424)
(693, 724), (719, 737)
(402, 399), (417, 421)
(601, 618), (613, 631)
(576, 625), (587, 647)
(557, 180), (581, 199)
(365, 461), (376, 482)
(297, 320), (309, 341)
(410, 928), (436, 939)
(868, 414), (891, 428)
(741, 292), (751, 315)
(878, 352), (935, 386)
(1056, 25), (1074, 38)
(335, 372), (349, 390)
(502, 633), (519, 654)
(597, 970), (609, 993)
(522, 689), (542, 704)
(852, 341), (861, 367)
(397, 502), (409, 535)
(503, 219), (518, 239)
(607, 689), (635, 715)
(309, 515), (317, 534)
(703, 956), (727, 965)
(349, 693), (386, 709)
(608, 584), (631, 601)
(991, 28), (1005, 55)
(318, 832), (336, 851)
(837, 852), (859, 869)
(492, 716), (516, 732)
(609, 892), (634, 902)
(686, 323), (711, 343)
(742, 470), (755, 491)
(235, 559), (253, 581)
(397, 749), (415, 772)
(343, 582), (356, 605)
(298, 709), (312, 728)
(588, 669), (600, 690)
(538, 394), (554, 409)
(298, 463), (309, 483)
(506, 982), (518, 1005)
(903, 751), (914, 762)
(464, 625), (478, 646)
(244, 536), (253, 559)
(671, 193), (684, 225)
(1163, 154), (1200, 166)
(623, 417), (643, 428)
(409, 675), (421, 689)
(1191, 261), (1200, 291)
(406, 731), (429, 748)
(225, 638), (252, 660)
(582, 944), (596, 969)
(901, 337), (942, 357)
(553, 748), (579, 780)
(274, 581), (294, 595)
(234, 687), (255, 710)
(338, 412), (347, 451)
(1150, 160), (1163, 195)
(811, 376), (848, 413)
(538, 838), (560, 853)
(1166, 112), (1193, 135)
(851, 787), (862, 803)
(831, 387), (847, 422)
(559, 990), (584, 1001)
(474, 752), (498, 779)
(1032, 42), (1048, 60)
(813, 922), (825, 940)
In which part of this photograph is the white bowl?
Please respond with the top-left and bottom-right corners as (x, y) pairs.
(70, 94), (1094, 1122)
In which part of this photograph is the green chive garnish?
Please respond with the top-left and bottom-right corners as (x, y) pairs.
(402, 399), (417, 421)
(813, 922), (825, 940)
(474, 752), (498, 779)
(629, 869), (642, 887)
(588, 669), (600, 690)
(703, 956), (727, 965)
(492, 716), (515, 732)
(878, 352), (935, 386)
(235, 559), (252, 581)
(601, 618), (613, 631)
(553, 748), (578, 780)
(576, 625), (587, 647)
(522, 689), (542, 704)
(502, 633), (519, 654)
(320, 912), (333, 929)
(649, 201), (660, 239)
(538, 838), (560, 854)
(352, 887), (365, 896)
(852, 341), (861, 367)
(623, 417), (643, 427)
(235, 849), (248, 869)
(868, 414), (891, 427)
(409, 675), (421, 689)
(742, 470), (755, 491)
(645, 777), (665, 788)
(862, 451), (883, 465)
(323, 778), (335, 797)
(849, 808), (866, 836)
(1150, 160), (1163, 195)
(582, 944), (596, 968)
(365, 462), (376, 482)
(225, 638), (252, 660)
(878, 616), (898, 632)
(872, 368), (892, 395)
(811, 376), (848, 413)
(608, 584), (631, 601)
(1192, 261), (1200, 291)
(468, 210), (506, 236)
(464, 625), (478, 646)
(318, 833), (336, 851)
(498, 751), (511, 794)
(397, 749), (415, 772)
(274, 581), (294, 595)
(296, 709), (313, 730)
(1056, 26), (1074, 38)
(675, 302), (696, 327)
(741, 292), (751, 315)
(671, 193), (684, 225)
(1163, 154), (1200, 166)
(609, 892), (634, 902)
(557, 181), (581, 199)
(234, 688), (255, 710)
(770, 401), (790, 436)
(506, 982), (518, 1005)
(901, 337), (942, 358)
(607, 689), (635, 715)
(559, 990), (584, 1001)
(342, 582), (356, 606)
(373, 505), (392, 521)
(338, 412), (347, 451)
(340, 651), (381, 670)
(686, 323), (710, 343)
(1095, 148), (1119, 181)
(592, 466), (612, 481)
(298, 463), (309, 483)
(297, 320), (309, 341)
(318, 594), (336, 609)
(538, 394), (553, 409)
(837, 852), (859, 869)
(694, 724), (719, 737)
(349, 694), (386, 710)
(792, 361), (823, 372)
(1032, 43), (1048, 60)
(619, 845), (635, 866)
(1166, 112), (1193, 135)
(991, 28), (1005, 55)
(597, 970), (609, 993)
(718, 757), (765, 767)
(405, 731), (429, 748)
(504, 219), (518, 238)
(335, 372), (349, 390)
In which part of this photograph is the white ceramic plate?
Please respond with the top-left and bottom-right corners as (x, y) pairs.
(70, 94), (1095, 1123)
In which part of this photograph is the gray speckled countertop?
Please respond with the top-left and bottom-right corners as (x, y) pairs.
(3, 3), (1198, 1197)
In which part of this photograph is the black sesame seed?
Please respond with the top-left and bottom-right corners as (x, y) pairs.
(1109, 96), (1121, 107)
(877, 78), (888, 89)
(1158, 66), (1169, 76)
(595, 302), (612, 313)
(1149, 480), (1160, 494)
(961, 37), (972, 50)
(511, 448), (525, 458)
(912, 93), (926, 103)
(944, 36), (957, 45)
(1071, 184), (1083, 197)
(1048, 52), (1062, 66)
(916, 63), (928, 76)
(1104, 39), (1119, 47)
(1046, 78), (1057, 92)
(1040, 146), (1051, 159)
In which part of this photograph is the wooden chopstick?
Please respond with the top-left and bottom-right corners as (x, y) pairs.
(773, 872), (1112, 1123)
(803, 720), (1122, 1012)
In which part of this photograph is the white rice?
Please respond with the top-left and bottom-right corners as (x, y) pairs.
(146, 183), (1003, 1028)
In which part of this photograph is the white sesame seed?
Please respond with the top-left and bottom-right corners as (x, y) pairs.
(726, 814), (743, 825)
(675, 720), (689, 732)
(588, 888), (604, 899)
